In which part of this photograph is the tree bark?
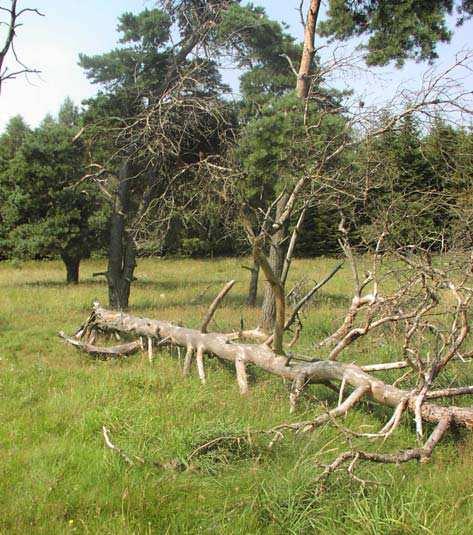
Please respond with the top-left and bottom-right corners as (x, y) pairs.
(296, 0), (322, 100)
(61, 254), (80, 284)
(107, 160), (136, 310)
(261, 193), (289, 332)
(58, 331), (142, 357)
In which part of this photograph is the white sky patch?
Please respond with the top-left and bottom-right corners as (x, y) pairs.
(1, 42), (95, 126)
(0, 0), (141, 130)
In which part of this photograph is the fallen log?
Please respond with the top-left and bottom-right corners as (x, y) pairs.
(73, 302), (473, 430)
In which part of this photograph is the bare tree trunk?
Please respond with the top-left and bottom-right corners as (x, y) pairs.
(246, 260), (259, 307)
(296, 0), (321, 100)
(261, 193), (289, 332)
(107, 161), (136, 310)
(258, 0), (321, 328)
(61, 254), (80, 284)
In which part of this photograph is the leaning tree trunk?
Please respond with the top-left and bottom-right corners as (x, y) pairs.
(107, 161), (136, 310)
(261, 193), (289, 332)
(61, 253), (80, 284)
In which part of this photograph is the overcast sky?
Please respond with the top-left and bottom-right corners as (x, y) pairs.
(1, 1), (472, 132)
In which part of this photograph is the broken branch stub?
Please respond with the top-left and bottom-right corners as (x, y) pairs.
(58, 331), (143, 357)
(201, 280), (235, 333)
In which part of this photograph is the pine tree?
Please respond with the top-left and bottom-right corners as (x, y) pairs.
(319, 0), (473, 67)
(0, 107), (107, 282)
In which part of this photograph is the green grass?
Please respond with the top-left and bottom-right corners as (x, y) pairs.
(1, 257), (473, 534)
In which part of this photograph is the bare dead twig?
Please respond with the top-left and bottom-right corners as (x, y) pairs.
(102, 426), (145, 466)
(0, 1), (44, 92)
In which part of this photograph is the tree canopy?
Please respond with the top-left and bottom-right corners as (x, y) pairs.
(0, 100), (108, 282)
(319, 0), (473, 66)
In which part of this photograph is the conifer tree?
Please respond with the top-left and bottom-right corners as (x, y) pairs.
(0, 102), (107, 282)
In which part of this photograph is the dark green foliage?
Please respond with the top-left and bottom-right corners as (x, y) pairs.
(237, 94), (308, 203)
(0, 104), (108, 279)
(58, 96), (81, 128)
(0, 115), (30, 166)
(118, 9), (172, 49)
(80, 9), (171, 94)
(78, 4), (244, 261)
(356, 113), (473, 251)
(358, 115), (440, 247)
(295, 205), (341, 256)
(77, 3), (348, 259)
(79, 7), (185, 147)
(2, 2), (471, 265)
(423, 118), (473, 248)
(214, 4), (351, 257)
(319, 0), (473, 67)
(218, 3), (302, 111)
(235, 92), (349, 255)
(80, 5), (231, 110)
(0, 116), (32, 259)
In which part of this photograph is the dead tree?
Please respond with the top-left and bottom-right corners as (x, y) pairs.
(258, 0), (321, 328)
(0, 1), (42, 93)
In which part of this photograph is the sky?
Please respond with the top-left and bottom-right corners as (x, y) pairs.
(0, 1), (472, 132)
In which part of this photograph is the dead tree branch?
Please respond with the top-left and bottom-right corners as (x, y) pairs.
(0, 1), (43, 92)
(65, 302), (473, 433)
(201, 280), (235, 333)
(58, 331), (143, 357)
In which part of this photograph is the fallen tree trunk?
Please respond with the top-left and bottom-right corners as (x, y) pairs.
(78, 302), (473, 429)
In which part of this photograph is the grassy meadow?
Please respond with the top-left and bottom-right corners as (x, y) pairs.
(1, 257), (473, 534)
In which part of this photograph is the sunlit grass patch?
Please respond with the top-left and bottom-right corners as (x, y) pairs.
(0, 257), (472, 534)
